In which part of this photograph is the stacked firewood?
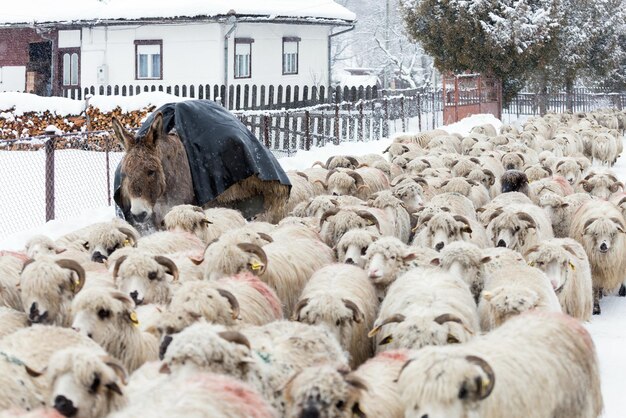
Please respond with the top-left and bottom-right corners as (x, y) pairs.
(0, 106), (155, 149)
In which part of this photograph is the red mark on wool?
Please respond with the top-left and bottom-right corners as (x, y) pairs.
(378, 349), (410, 364)
(0, 251), (30, 264)
(231, 272), (283, 318)
(190, 373), (276, 418)
(551, 175), (574, 195)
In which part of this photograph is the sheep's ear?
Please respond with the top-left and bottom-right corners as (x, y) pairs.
(159, 363), (171, 374)
(480, 256), (491, 264)
(430, 258), (440, 266)
(560, 203), (569, 208)
(188, 255), (204, 265)
(403, 253), (417, 262)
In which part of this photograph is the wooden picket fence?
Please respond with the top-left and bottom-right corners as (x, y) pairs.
(235, 90), (444, 156)
(65, 83), (381, 111)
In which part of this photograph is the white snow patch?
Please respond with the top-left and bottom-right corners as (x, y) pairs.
(1, 0), (355, 25)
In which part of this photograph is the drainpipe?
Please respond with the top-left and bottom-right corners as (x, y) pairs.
(223, 15), (238, 109)
(327, 25), (355, 89)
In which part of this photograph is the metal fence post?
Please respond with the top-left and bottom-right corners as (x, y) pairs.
(105, 133), (111, 206)
(304, 110), (311, 151)
(383, 98), (389, 138)
(358, 101), (364, 142)
(263, 114), (271, 148)
(400, 96), (406, 132)
(417, 94), (422, 131)
(334, 104), (340, 143)
(44, 135), (56, 222)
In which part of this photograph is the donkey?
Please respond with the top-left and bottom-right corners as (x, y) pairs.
(112, 113), (195, 233)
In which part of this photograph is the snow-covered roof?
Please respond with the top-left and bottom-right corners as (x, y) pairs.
(1, 0), (356, 26)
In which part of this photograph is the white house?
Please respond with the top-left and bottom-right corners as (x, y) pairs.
(0, 0), (355, 102)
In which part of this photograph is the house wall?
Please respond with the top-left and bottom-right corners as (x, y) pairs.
(225, 22), (330, 88)
(79, 21), (331, 91)
(0, 28), (48, 92)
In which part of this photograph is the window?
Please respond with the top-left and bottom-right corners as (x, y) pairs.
(283, 37), (300, 75)
(135, 40), (162, 80)
(234, 38), (253, 79)
(62, 52), (79, 86)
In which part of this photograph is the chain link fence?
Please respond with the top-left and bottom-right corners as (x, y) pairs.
(0, 131), (123, 238)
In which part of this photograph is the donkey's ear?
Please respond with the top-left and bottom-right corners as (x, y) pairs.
(111, 117), (134, 151)
(145, 112), (164, 148)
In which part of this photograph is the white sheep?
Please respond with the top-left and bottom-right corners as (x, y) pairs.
(160, 321), (348, 414)
(367, 190), (412, 243)
(432, 241), (490, 304)
(112, 252), (179, 306)
(112, 372), (278, 418)
(363, 237), (437, 299)
(162, 204), (246, 244)
(292, 264), (378, 368)
(34, 348), (128, 418)
(71, 288), (159, 372)
(569, 200), (626, 314)
(369, 268), (479, 353)
(576, 169), (624, 199)
(396, 311), (602, 418)
(156, 272), (283, 338)
(486, 204), (554, 254)
(136, 230), (206, 256)
(525, 238), (593, 320)
(0, 307), (29, 339)
(413, 211), (488, 251)
(437, 177), (490, 208)
(20, 258), (86, 326)
(202, 236), (334, 317)
(283, 365), (366, 418)
(538, 192), (593, 238)
(319, 207), (394, 247)
(0, 252), (26, 311)
(478, 264), (561, 330)
(325, 167), (390, 200)
(335, 229), (380, 267)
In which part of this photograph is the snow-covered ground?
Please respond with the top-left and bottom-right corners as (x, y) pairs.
(0, 113), (623, 417)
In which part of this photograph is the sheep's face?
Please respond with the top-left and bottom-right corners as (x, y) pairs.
(555, 161), (581, 185)
(115, 255), (172, 305)
(293, 296), (363, 349)
(406, 158), (431, 174)
(501, 153), (524, 171)
(85, 225), (136, 263)
(21, 260), (83, 326)
(25, 236), (61, 259)
(163, 205), (211, 243)
(335, 231), (375, 268)
(399, 355), (493, 418)
(46, 350), (126, 418)
(71, 290), (137, 346)
(426, 214), (472, 252)
(163, 325), (252, 380)
(489, 212), (535, 251)
(364, 248), (411, 286)
(327, 172), (357, 197)
(307, 197), (339, 218)
(321, 211), (376, 248)
(583, 217), (625, 255)
(480, 286), (539, 328)
(392, 182), (424, 212)
(285, 366), (363, 418)
(527, 253), (569, 292)
(374, 314), (473, 352)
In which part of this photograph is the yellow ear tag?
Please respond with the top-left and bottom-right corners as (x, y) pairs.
(71, 279), (80, 292)
(569, 262), (575, 271)
(250, 262), (263, 272)
(482, 377), (491, 391)
(129, 312), (140, 327)
(123, 239), (132, 247)
(528, 261), (535, 267)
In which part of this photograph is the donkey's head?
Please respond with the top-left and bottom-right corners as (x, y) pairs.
(112, 113), (167, 227)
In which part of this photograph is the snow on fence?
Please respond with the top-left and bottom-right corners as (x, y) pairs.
(62, 83), (382, 111)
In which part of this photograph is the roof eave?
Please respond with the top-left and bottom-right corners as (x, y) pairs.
(0, 14), (355, 29)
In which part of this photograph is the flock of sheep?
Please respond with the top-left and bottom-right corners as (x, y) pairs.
(0, 107), (625, 418)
